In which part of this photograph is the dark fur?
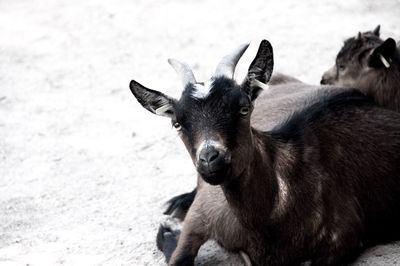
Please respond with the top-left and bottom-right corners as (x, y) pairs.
(130, 40), (400, 265)
(173, 92), (400, 266)
(163, 188), (196, 219)
(175, 77), (250, 156)
(321, 25), (400, 112)
(272, 89), (374, 140)
(163, 72), (305, 219)
(168, 26), (400, 222)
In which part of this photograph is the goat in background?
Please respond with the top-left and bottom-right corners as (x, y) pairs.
(321, 25), (400, 112)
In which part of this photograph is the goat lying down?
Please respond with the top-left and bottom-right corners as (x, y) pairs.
(321, 25), (400, 112)
(162, 73), (321, 220)
(130, 40), (400, 265)
(164, 72), (318, 219)
(165, 25), (400, 224)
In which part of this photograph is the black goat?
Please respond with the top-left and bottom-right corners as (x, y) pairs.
(321, 25), (400, 112)
(168, 26), (400, 222)
(130, 40), (400, 265)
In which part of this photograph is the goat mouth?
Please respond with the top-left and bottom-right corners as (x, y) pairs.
(199, 167), (230, 185)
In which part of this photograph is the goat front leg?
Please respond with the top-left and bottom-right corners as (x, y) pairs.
(165, 205), (207, 266)
(167, 233), (205, 266)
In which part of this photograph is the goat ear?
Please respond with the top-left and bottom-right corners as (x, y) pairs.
(372, 25), (380, 37)
(129, 80), (176, 118)
(243, 40), (274, 101)
(368, 38), (397, 69)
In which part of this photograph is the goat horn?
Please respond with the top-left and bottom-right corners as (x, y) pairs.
(168, 59), (197, 87)
(214, 43), (250, 79)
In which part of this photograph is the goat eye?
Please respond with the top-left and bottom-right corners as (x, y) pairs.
(173, 122), (182, 131)
(239, 107), (250, 116)
(338, 64), (345, 71)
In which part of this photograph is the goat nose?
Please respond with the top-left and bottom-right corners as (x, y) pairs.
(196, 146), (230, 185)
(199, 149), (220, 165)
(320, 78), (327, 85)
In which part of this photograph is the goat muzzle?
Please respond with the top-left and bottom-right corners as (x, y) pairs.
(196, 147), (231, 185)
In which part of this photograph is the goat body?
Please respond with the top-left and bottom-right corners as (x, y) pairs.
(130, 40), (400, 265)
(167, 26), (400, 220)
(169, 90), (400, 266)
(164, 73), (321, 220)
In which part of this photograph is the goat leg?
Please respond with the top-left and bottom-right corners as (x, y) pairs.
(168, 211), (207, 266)
(157, 218), (182, 263)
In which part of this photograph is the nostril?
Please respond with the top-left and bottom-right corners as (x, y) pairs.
(199, 149), (220, 165)
(208, 150), (219, 162)
(320, 78), (326, 85)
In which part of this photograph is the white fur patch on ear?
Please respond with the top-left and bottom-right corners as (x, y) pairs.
(250, 79), (269, 90)
(155, 104), (173, 116)
(379, 54), (391, 68)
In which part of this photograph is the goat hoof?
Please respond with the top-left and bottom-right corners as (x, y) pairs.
(156, 217), (181, 262)
(156, 223), (179, 251)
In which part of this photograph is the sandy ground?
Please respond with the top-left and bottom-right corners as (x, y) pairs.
(1, 0), (400, 265)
